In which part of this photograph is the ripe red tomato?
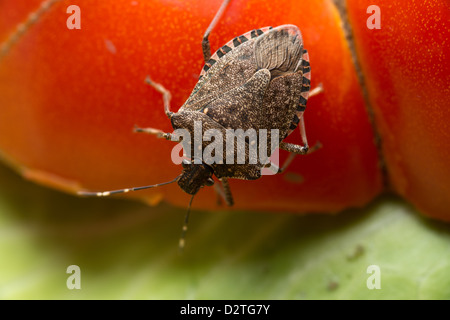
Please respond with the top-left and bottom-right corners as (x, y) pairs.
(0, 0), (382, 213)
(347, 0), (450, 221)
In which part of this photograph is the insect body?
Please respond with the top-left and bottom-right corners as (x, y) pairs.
(139, 24), (313, 205)
(79, 1), (321, 249)
(178, 24), (310, 176)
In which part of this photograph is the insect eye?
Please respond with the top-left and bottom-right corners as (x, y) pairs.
(205, 178), (215, 186)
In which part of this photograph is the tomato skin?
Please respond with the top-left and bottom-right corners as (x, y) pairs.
(0, 0), (381, 213)
(347, 0), (450, 221)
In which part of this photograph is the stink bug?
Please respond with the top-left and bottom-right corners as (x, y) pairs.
(79, 0), (322, 249)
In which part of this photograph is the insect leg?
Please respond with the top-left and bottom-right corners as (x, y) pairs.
(277, 117), (322, 173)
(214, 183), (225, 206)
(277, 153), (296, 174)
(133, 125), (180, 141)
(213, 177), (234, 206)
(279, 140), (322, 155)
(202, 0), (230, 62)
(277, 142), (322, 173)
(220, 177), (234, 206)
(0, 0), (60, 60)
(309, 83), (324, 98)
(145, 76), (173, 118)
(281, 116), (310, 154)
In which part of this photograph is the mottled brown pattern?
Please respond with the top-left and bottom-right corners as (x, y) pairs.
(172, 25), (311, 194)
(171, 111), (262, 180)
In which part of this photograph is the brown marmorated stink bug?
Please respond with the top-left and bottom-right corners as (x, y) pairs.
(79, 0), (322, 249)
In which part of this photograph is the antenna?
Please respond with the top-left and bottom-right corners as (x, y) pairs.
(178, 194), (195, 252)
(77, 175), (181, 197)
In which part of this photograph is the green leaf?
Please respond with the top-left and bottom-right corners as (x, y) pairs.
(0, 163), (449, 299)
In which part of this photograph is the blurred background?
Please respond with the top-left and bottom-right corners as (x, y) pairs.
(1, 0), (449, 299)
(1, 161), (449, 299)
